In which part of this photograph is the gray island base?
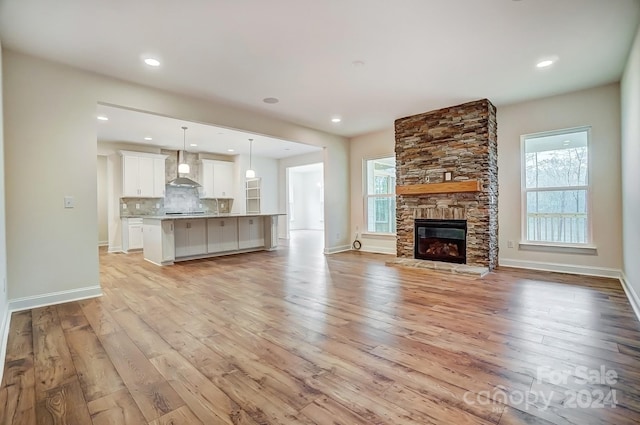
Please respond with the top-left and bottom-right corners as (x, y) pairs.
(142, 214), (281, 266)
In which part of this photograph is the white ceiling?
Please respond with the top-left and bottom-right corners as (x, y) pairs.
(96, 104), (321, 158)
(1, 0), (639, 138)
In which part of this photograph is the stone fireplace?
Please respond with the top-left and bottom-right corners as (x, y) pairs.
(395, 99), (498, 270)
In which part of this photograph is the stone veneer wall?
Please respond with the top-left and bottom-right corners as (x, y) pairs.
(395, 99), (498, 270)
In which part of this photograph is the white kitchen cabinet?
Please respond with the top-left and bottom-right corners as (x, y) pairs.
(207, 218), (239, 253)
(121, 151), (167, 198)
(238, 216), (264, 249)
(129, 222), (143, 250)
(143, 219), (175, 265)
(122, 217), (143, 252)
(199, 159), (234, 199)
(174, 219), (207, 258)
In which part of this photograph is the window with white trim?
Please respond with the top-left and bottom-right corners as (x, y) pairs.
(365, 157), (396, 234)
(522, 127), (590, 245)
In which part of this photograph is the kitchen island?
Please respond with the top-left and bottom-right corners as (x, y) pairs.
(141, 213), (281, 266)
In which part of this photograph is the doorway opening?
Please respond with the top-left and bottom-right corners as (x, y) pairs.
(286, 163), (324, 250)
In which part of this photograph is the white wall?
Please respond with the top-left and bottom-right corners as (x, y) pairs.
(349, 128), (397, 254)
(96, 155), (108, 245)
(233, 154), (278, 214)
(498, 83), (622, 275)
(621, 24), (640, 312)
(277, 151), (324, 239)
(348, 85), (624, 270)
(289, 167), (324, 231)
(252, 156), (279, 214)
(0, 40), (10, 384)
(2, 49), (349, 302)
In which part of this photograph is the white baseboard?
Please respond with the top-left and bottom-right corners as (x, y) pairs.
(8, 285), (103, 312)
(498, 258), (621, 278)
(620, 272), (640, 323)
(0, 302), (10, 386)
(324, 244), (352, 254)
(98, 241), (109, 247)
(108, 245), (122, 253)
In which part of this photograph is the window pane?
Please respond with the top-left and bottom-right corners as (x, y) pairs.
(367, 196), (396, 233)
(526, 190), (588, 243)
(525, 129), (588, 188)
(366, 157), (396, 195)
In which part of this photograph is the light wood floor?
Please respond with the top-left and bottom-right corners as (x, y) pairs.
(2, 230), (640, 424)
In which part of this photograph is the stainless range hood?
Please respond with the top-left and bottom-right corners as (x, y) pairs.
(168, 150), (201, 188)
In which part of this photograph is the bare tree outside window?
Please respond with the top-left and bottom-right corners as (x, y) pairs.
(523, 127), (590, 244)
(365, 157), (396, 234)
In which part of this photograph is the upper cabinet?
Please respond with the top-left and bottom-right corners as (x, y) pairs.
(199, 159), (235, 199)
(121, 151), (167, 198)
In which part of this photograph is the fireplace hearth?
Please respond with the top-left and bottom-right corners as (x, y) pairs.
(414, 219), (466, 264)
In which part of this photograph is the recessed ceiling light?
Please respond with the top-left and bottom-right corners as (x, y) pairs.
(190, 143), (198, 147)
(144, 58), (161, 67)
(331, 117), (342, 123)
(263, 97), (279, 104)
(144, 137), (153, 141)
(536, 59), (555, 68)
(97, 116), (109, 121)
(227, 149), (235, 152)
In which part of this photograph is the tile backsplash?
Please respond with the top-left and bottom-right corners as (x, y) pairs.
(120, 185), (232, 217)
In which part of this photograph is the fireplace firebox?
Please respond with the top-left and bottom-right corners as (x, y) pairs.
(414, 219), (467, 264)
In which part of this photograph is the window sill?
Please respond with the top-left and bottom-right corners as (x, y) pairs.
(518, 242), (597, 255)
(360, 232), (396, 240)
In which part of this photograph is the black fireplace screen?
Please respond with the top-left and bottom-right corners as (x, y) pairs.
(414, 219), (467, 264)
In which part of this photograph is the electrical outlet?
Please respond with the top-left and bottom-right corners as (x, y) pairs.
(63, 196), (75, 208)
(155, 203), (160, 208)
(122, 203), (127, 209)
(135, 203), (140, 209)
(507, 240), (514, 248)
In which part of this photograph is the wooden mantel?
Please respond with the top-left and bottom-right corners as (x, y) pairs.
(396, 180), (480, 195)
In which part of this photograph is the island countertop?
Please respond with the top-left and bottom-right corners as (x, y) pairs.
(129, 213), (285, 220)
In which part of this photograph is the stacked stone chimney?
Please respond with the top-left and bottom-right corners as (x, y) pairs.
(394, 99), (498, 270)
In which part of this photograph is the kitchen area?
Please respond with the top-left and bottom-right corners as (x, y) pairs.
(95, 106), (312, 266)
(115, 147), (281, 266)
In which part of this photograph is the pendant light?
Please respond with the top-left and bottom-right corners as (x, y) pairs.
(168, 126), (200, 187)
(245, 138), (256, 178)
(178, 126), (190, 174)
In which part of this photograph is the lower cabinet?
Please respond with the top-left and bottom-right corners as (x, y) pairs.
(143, 220), (175, 265)
(207, 218), (239, 253)
(174, 219), (207, 258)
(122, 218), (143, 252)
(238, 217), (265, 249)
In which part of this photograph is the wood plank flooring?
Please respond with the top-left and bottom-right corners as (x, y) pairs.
(2, 230), (640, 424)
